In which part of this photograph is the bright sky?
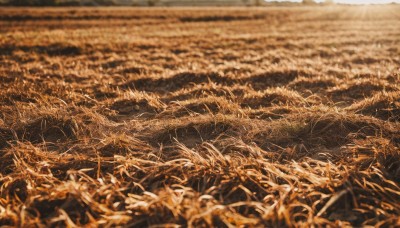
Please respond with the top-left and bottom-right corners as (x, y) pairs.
(266, 0), (400, 4)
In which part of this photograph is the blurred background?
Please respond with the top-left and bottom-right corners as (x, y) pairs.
(1, 0), (399, 7)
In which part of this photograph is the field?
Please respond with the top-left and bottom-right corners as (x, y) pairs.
(0, 5), (400, 227)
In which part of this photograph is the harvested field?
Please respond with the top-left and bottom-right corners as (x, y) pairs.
(1, 5), (400, 227)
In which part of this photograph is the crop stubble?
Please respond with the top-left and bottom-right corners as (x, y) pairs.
(0, 5), (400, 227)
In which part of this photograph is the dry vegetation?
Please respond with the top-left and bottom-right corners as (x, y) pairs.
(0, 5), (400, 227)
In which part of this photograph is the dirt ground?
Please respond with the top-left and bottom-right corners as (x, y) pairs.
(0, 5), (399, 227)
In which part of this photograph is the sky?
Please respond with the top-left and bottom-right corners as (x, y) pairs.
(266, 0), (400, 4)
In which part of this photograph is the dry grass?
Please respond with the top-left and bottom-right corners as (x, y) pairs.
(1, 5), (400, 227)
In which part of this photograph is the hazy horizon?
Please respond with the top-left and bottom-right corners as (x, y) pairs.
(266, 0), (400, 4)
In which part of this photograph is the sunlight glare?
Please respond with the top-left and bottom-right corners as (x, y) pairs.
(335, 0), (400, 3)
(266, 0), (400, 4)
